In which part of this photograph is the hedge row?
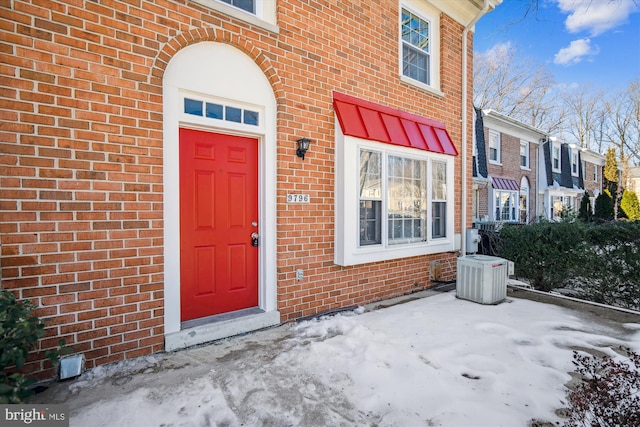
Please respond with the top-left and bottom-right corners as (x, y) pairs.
(497, 221), (640, 310)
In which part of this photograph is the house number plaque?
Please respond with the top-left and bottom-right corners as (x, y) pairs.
(286, 194), (310, 203)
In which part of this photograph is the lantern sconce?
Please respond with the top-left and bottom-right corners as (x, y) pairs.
(296, 137), (311, 160)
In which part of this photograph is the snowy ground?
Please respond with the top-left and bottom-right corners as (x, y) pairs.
(33, 292), (640, 427)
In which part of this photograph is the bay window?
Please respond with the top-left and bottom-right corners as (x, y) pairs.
(494, 190), (517, 222)
(337, 139), (454, 266)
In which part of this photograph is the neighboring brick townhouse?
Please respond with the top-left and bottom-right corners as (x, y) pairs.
(472, 108), (544, 224)
(0, 0), (500, 378)
(472, 108), (605, 225)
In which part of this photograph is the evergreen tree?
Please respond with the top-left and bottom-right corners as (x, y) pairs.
(594, 190), (614, 221)
(578, 192), (592, 222)
(620, 190), (640, 221)
(603, 148), (620, 219)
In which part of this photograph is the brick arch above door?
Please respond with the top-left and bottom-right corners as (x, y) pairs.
(150, 27), (285, 106)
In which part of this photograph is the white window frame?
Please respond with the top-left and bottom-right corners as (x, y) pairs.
(520, 140), (529, 169)
(335, 130), (455, 267)
(519, 176), (530, 223)
(493, 189), (518, 222)
(549, 194), (577, 220)
(552, 143), (561, 172)
(488, 130), (501, 164)
(571, 150), (579, 177)
(191, 0), (278, 33)
(593, 164), (599, 182)
(399, 1), (442, 96)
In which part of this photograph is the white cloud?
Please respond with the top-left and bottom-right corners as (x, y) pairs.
(556, 0), (639, 36)
(553, 38), (599, 65)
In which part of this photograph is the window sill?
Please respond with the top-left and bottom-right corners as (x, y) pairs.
(335, 239), (455, 267)
(400, 75), (444, 97)
(190, 0), (279, 34)
(489, 161), (502, 166)
(520, 166), (530, 171)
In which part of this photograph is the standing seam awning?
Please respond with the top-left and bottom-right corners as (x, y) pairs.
(492, 176), (520, 191)
(332, 91), (458, 156)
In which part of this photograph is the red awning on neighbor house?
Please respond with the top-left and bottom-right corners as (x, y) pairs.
(492, 176), (520, 191)
(332, 91), (458, 156)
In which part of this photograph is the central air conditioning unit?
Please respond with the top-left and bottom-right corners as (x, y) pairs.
(456, 255), (508, 304)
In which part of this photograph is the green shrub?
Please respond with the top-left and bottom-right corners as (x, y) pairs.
(497, 221), (640, 309)
(579, 221), (640, 308)
(593, 191), (614, 220)
(620, 190), (640, 221)
(497, 221), (587, 291)
(578, 193), (592, 222)
(0, 290), (64, 403)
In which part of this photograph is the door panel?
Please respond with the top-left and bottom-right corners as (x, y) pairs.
(180, 128), (259, 321)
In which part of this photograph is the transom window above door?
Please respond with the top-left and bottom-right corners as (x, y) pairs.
(184, 97), (259, 127)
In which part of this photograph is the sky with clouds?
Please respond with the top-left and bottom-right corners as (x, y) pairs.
(474, 0), (640, 91)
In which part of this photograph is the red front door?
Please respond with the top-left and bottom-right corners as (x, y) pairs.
(179, 128), (259, 321)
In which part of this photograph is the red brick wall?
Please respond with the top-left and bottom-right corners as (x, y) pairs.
(483, 129), (538, 220)
(583, 161), (602, 196)
(1, 0), (471, 377)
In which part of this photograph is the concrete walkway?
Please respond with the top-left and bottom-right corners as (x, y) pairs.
(30, 288), (640, 427)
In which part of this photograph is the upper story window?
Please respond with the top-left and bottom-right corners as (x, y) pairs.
(399, 2), (441, 95)
(552, 144), (561, 172)
(581, 160), (586, 178)
(488, 130), (500, 164)
(520, 140), (529, 168)
(191, 0), (278, 33)
(571, 150), (579, 176)
(219, 0), (254, 13)
(401, 9), (430, 86)
(594, 165), (599, 182)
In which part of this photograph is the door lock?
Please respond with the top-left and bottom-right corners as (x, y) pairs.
(251, 232), (259, 247)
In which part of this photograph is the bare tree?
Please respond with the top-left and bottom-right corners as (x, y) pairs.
(474, 43), (562, 133)
(561, 86), (605, 150)
(602, 79), (640, 189)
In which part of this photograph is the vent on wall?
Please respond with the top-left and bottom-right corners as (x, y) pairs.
(456, 255), (508, 304)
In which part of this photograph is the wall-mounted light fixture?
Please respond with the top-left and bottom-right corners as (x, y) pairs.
(296, 137), (311, 160)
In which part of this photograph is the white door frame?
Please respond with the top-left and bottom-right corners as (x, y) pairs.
(162, 42), (279, 350)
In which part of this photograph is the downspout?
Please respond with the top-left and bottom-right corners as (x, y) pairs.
(461, 0), (492, 258)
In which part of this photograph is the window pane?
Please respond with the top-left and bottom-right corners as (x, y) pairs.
(360, 200), (381, 246)
(401, 9), (429, 52)
(360, 150), (381, 199)
(205, 103), (223, 119)
(432, 161), (446, 200)
(225, 106), (242, 123)
(244, 110), (259, 126)
(432, 202), (445, 238)
(388, 156), (426, 244)
(184, 98), (203, 116)
(403, 45), (429, 84)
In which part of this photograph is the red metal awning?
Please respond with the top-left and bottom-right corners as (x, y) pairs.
(332, 91), (458, 156)
(492, 176), (520, 191)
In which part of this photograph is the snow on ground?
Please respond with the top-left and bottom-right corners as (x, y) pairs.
(35, 293), (640, 427)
